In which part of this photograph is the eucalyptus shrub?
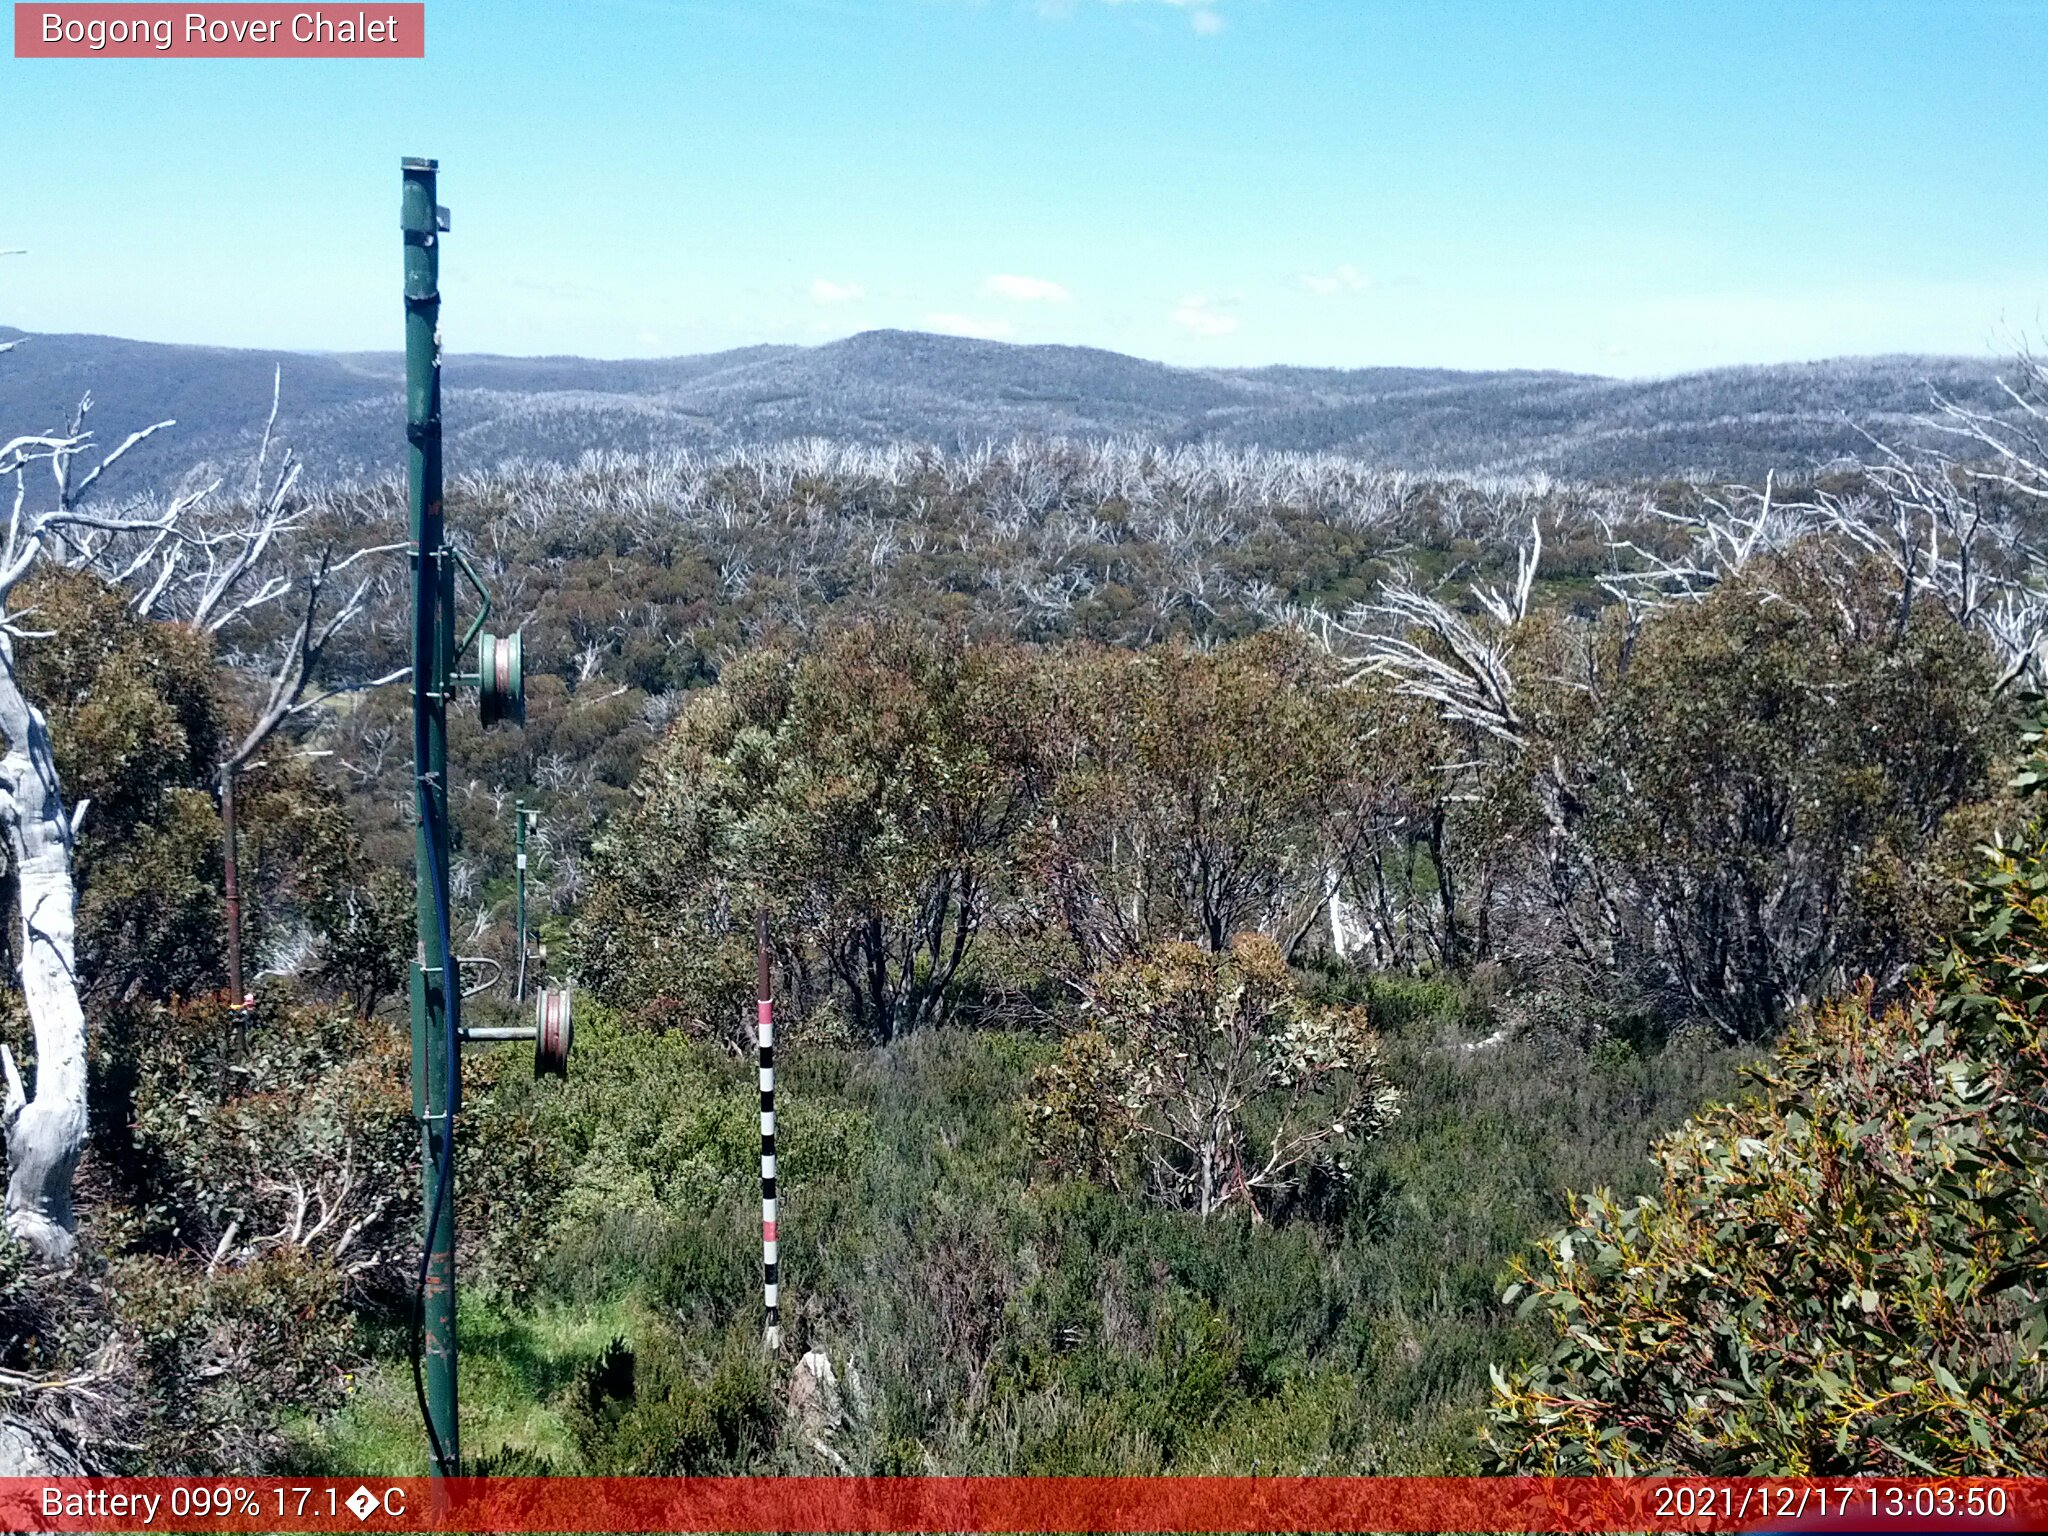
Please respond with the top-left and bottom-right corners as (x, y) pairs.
(1027, 935), (1400, 1221)
(1485, 722), (2048, 1473)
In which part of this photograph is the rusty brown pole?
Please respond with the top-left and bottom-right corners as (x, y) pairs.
(221, 763), (246, 1051)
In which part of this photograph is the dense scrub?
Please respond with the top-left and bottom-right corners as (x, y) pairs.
(0, 422), (2040, 1474)
(575, 569), (2000, 1051)
(314, 990), (1747, 1474)
(307, 444), (1725, 924)
(293, 437), (2037, 1017)
(1486, 740), (2048, 1472)
(0, 572), (415, 1469)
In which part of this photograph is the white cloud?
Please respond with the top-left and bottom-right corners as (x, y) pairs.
(1301, 263), (1372, 297)
(983, 273), (1071, 303)
(926, 312), (1017, 340)
(1171, 296), (1238, 337)
(808, 279), (865, 304)
(1046, 0), (1226, 34)
(1153, 0), (1225, 34)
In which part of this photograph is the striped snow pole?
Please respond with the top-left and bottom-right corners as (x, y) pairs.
(757, 910), (780, 1352)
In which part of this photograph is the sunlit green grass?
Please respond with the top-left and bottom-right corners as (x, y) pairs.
(295, 1295), (646, 1475)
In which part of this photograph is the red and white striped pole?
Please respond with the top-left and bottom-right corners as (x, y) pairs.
(756, 909), (780, 1353)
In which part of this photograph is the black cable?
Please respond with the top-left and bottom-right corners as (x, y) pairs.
(409, 567), (461, 1480)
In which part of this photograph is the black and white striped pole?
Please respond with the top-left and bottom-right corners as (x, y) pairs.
(757, 909), (780, 1353)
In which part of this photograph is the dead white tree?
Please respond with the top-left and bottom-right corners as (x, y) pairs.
(1828, 359), (2048, 688)
(1596, 370), (2048, 692)
(206, 1138), (391, 1280)
(0, 418), (186, 1261)
(1318, 523), (1539, 749)
(1317, 366), (2048, 1013)
(1926, 348), (2048, 511)
(1593, 474), (1816, 621)
(0, 350), (404, 1257)
(209, 539), (407, 1004)
(1306, 518), (1550, 970)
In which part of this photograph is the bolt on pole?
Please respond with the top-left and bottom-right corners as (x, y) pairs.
(403, 154), (460, 1478)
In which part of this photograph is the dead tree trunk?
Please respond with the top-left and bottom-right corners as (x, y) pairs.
(0, 366), (394, 1260)
(0, 637), (86, 1263)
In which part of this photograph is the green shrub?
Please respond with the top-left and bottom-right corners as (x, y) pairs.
(514, 1007), (872, 1230)
(113, 1247), (360, 1471)
(574, 627), (1051, 1041)
(1027, 936), (1399, 1220)
(1485, 809), (2048, 1471)
(1579, 553), (1999, 1039)
(567, 1325), (776, 1474)
(121, 992), (415, 1284)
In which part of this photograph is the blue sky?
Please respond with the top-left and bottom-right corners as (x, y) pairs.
(3, 0), (2046, 375)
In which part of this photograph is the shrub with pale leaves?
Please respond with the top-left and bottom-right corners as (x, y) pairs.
(1027, 934), (1399, 1220)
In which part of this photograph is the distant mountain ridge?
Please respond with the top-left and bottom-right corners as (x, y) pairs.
(0, 324), (2016, 491)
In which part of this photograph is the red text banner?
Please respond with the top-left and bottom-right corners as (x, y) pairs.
(14, 5), (424, 57)
(0, 1477), (2042, 1533)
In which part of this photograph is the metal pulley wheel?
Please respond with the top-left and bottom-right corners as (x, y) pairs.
(478, 630), (525, 727)
(535, 986), (573, 1078)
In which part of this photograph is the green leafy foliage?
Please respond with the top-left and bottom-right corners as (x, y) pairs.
(354, 458), (1619, 1015)
(566, 1327), (776, 1474)
(1030, 635), (1362, 968)
(1, 457), (2020, 1478)
(585, 567), (1996, 1056)
(506, 1008), (873, 1231)
(13, 568), (228, 1003)
(8, 567), (410, 1021)
(1578, 553), (2000, 1039)
(63, 988), (413, 1471)
(0, 572), (424, 1472)
(120, 992), (415, 1271)
(576, 625), (1054, 1041)
(1485, 730), (2048, 1471)
(113, 1246), (362, 1470)
(379, 999), (1746, 1477)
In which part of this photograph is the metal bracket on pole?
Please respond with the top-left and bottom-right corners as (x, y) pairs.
(449, 544), (493, 661)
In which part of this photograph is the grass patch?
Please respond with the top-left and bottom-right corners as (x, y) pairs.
(294, 1295), (646, 1475)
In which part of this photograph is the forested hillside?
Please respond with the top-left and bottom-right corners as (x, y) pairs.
(0, 350), (2044, 1475)
(0, 324), (2025, 489)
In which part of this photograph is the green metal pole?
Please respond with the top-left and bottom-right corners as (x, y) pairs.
(403, 155), (459, 1477)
